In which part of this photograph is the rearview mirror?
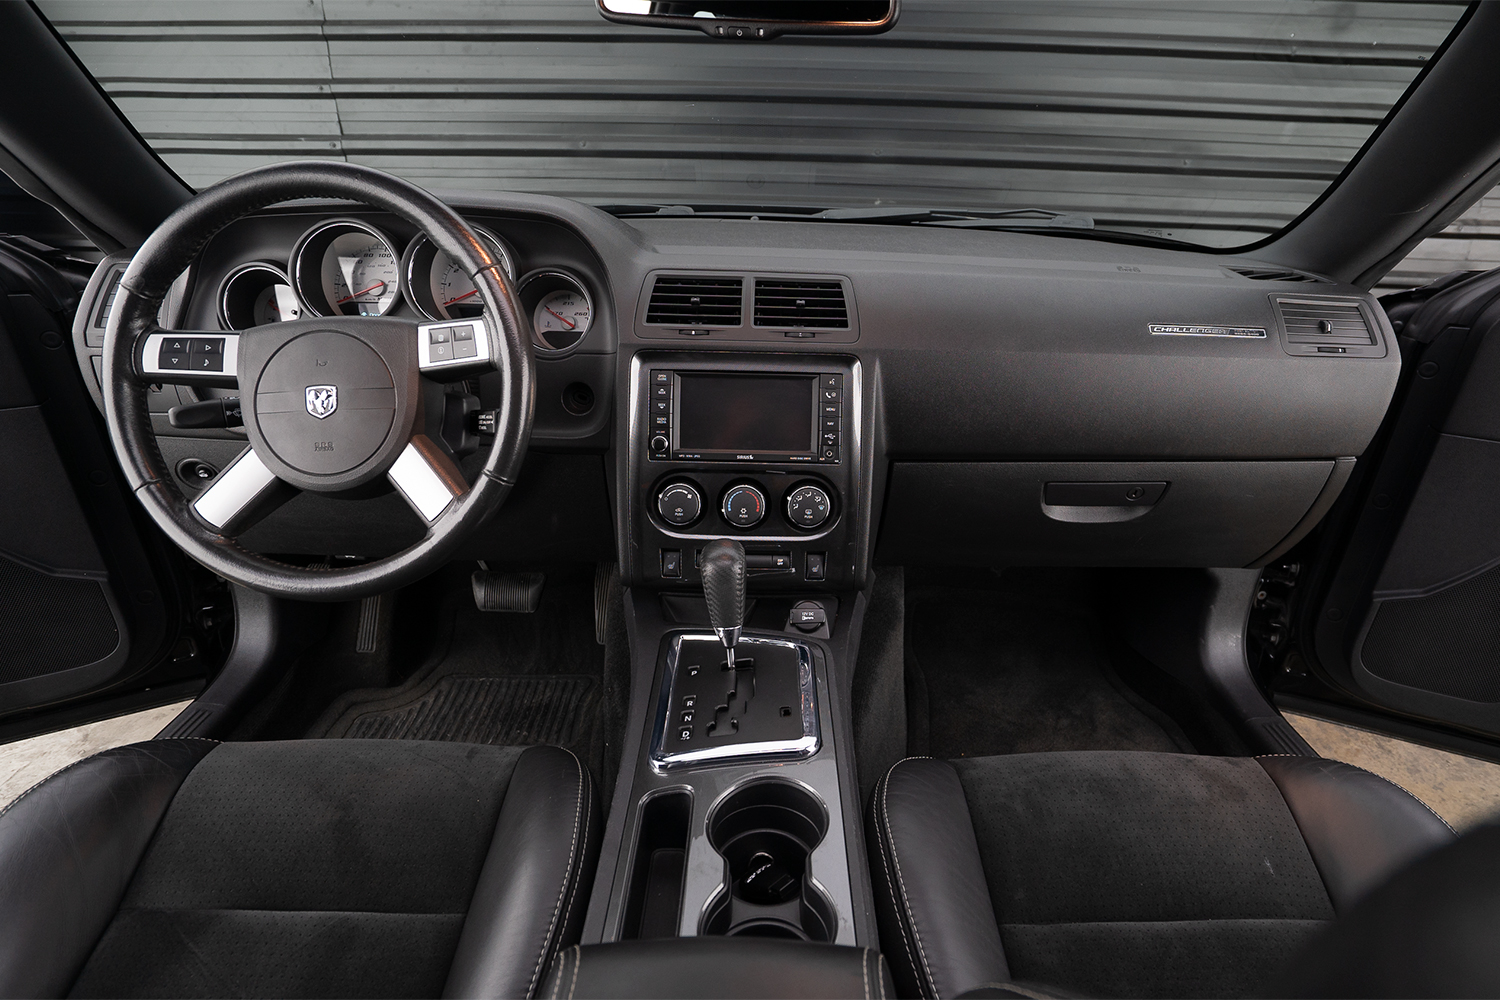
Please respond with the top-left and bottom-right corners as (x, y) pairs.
(598, 1), (898, 39)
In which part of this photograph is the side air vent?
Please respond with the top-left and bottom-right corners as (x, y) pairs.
(753, 278), (849, 329)
(1226, 265), (1324, 283)
(645, 275), (744, 327)
(1273, 297), (1385, 358)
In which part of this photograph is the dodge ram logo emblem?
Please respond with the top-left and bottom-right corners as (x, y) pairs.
(305, 385), (337, 419)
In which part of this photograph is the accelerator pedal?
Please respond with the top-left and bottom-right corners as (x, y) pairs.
(471, 569), (544, 613)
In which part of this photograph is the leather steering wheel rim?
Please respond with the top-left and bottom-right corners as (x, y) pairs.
(102, 160), (535, 601)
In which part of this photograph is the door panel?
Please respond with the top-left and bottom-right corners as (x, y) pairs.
(1303, 267), (1500, 738)
(0, 239), (188, 717)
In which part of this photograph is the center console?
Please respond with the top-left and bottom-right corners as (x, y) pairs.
(582, 351), (874, 955)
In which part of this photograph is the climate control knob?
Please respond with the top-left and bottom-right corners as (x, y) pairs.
(657, 482), (702, 527)
(722, 484), (767, 529)
(786, 485), (832, 529)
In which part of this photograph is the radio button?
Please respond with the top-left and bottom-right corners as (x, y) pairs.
(649, 434), (670, 455)
(652, 371), (670, 384)
(658, 483), (702, 527)
(787, 486), (832, 529)
(722, 484), (767, 529)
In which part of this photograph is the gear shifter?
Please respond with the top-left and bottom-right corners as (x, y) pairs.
(701, 538), (747, 672)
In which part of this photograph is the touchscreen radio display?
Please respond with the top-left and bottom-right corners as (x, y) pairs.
(677, 374), (814, 455)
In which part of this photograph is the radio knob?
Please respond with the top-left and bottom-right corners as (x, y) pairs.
(657, 482), (702, 527)
(722, 484), (766, 529)
(649, 434), (669, 454)
(786, 485), (832, 529)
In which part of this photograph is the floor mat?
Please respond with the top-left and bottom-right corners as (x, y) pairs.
(908, 569), (1192, 759)
(305, 564), (622, 790)
(320, 674), (599, 747)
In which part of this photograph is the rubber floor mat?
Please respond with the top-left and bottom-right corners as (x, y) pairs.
(318, 674), (599, 747)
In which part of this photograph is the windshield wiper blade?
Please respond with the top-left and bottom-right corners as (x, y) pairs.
(597, 203), (824, 220)
(596, 203), (1201, 250)
(811, 206), (1096, 229)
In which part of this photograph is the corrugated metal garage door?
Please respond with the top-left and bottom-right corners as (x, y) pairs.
(38, 0), (1470, 258)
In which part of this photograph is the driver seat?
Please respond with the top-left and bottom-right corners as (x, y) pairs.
(0, 738), (599, 999)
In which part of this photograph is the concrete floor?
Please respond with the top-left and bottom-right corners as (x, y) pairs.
(1286, 711), (1500, 832)
(0, 701), (191, 811)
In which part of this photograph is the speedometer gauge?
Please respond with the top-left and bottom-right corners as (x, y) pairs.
(402, 227), (516, 321)
(290, 220), (403, 318)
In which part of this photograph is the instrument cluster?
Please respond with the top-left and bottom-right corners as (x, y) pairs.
(214, 216), (594, 354)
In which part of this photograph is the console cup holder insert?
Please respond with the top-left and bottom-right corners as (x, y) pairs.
(700, 777), (837, 942)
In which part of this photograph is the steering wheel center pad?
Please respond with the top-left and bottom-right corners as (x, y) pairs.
(243, 321), (414, 488)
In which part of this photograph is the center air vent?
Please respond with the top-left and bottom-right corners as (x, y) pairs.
(645, 275), (744, 327)
(1273, 297), (1384, 358)
(1226, 265), (1323, 283)
(753, 278), (849, 329)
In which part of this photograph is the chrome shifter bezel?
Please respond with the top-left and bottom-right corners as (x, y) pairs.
(649, 632), (820, 772)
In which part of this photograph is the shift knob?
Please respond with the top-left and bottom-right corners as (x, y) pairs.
(701, 538), (747, 655)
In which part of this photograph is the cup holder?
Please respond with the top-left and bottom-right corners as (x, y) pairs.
(701, 778), (837, 942)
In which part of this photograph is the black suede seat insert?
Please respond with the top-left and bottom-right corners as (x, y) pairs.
(952, 751), (1335, 999)
(69, 740), (525, 999)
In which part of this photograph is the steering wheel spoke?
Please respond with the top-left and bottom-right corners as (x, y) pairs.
(387, 435), (469, 524)
(135, 326), (240, 389)
(191, 446), (297, 536)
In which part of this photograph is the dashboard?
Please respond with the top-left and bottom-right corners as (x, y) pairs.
(69, 190), (1400, 583)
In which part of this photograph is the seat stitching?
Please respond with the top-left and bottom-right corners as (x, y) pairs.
(527, 749), (587, 999)
(1255, 755), (1457, 836)
(870, 770), (921, 995)
(568, 944), (580, 1000)
(881, 757), (939, 999)
(0, 739), (219, 823)
(862, 946), (871, 1000)
(555, 765), (593, 943)
(877, 953), (890, 1000)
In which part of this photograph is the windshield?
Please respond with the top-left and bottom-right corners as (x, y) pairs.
(45, 0), (1467, 249)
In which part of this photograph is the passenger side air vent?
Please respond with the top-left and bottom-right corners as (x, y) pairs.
(644, 275), (744, 327)
(753, 278), (849, 329)
(1273, 297), (1385, 358)
(1226, 265), (1324, 283)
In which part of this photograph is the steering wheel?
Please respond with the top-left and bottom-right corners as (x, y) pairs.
(102, 161), (534, 601)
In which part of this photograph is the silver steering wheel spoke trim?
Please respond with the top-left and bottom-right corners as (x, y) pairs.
(388, 436), (468, 523)
(192, 446), (286, 534)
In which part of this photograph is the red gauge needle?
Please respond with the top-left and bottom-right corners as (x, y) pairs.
(545, 306), (577, 329)
(335, 281), (387, 304)
(443, 289), (480, 306)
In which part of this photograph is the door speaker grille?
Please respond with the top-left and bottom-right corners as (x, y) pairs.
(1362, 564), (1500, 703)
(0, 555), (119, 685)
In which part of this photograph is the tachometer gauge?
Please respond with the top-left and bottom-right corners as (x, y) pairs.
(402, 227), (516, 321)
(290, 220), (403, 318)
(218, 262), (300, 330)
(517, 270), (593, 353)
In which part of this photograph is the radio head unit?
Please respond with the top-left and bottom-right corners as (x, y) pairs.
(647, 369), (842, 464)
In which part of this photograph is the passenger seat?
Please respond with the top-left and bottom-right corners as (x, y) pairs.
(867, 751), (1453, 998)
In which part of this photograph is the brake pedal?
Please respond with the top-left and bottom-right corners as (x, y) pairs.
(471, 570), (544, 613)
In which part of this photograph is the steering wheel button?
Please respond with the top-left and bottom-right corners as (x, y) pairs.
(428, 328), (450, 344)
(452, 325), (474, 342)
(430, 342), (453, 361)
(453, 339), (477, 359)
